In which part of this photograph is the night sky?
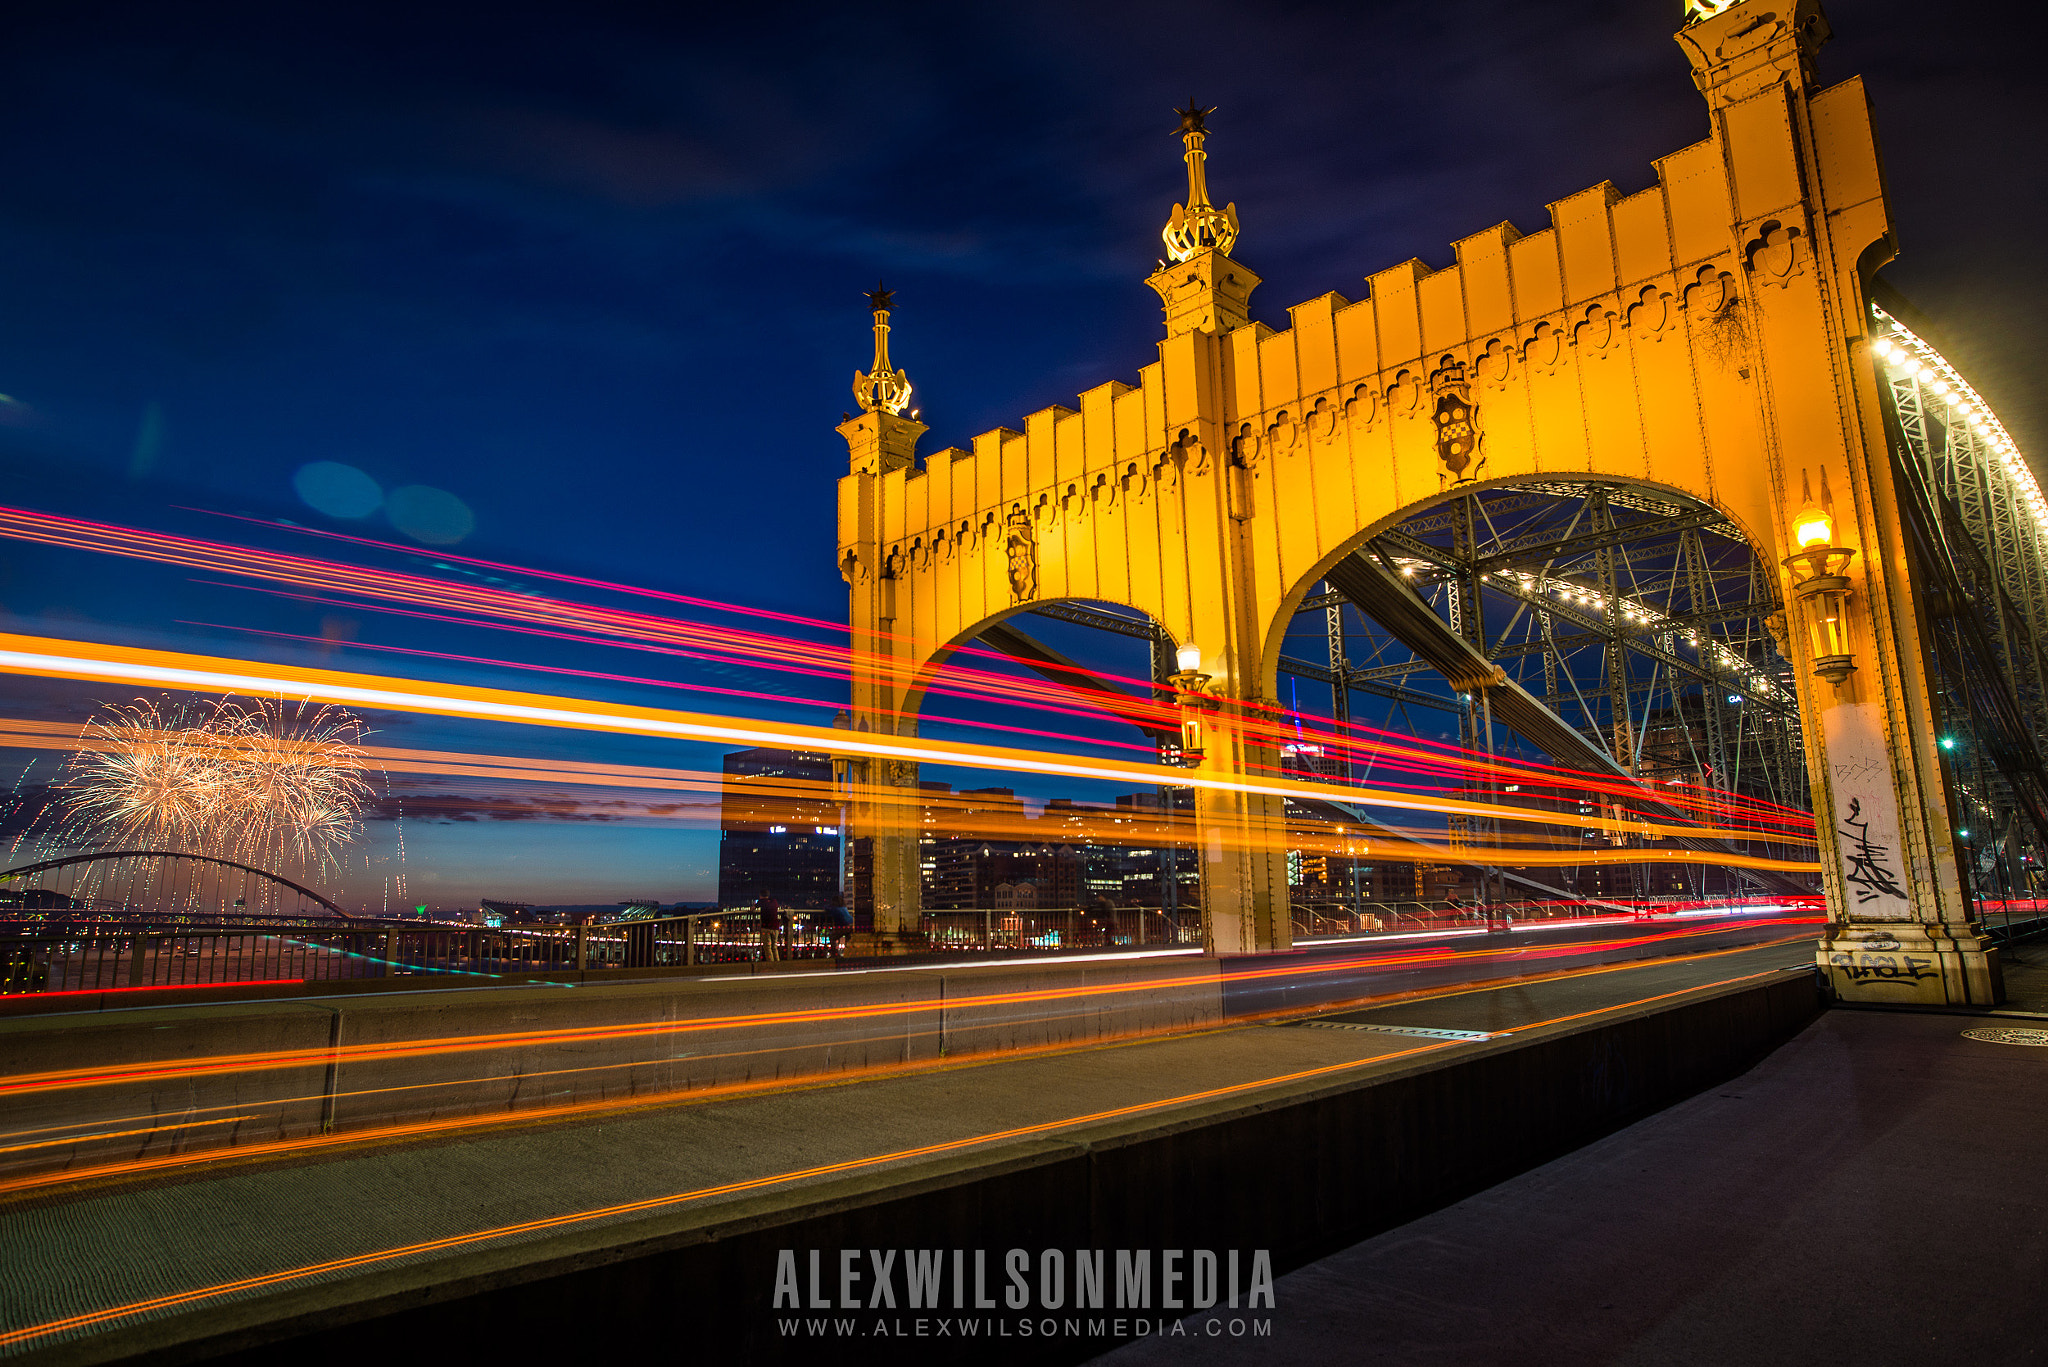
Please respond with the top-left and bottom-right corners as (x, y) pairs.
(0, 0), (2039, 909)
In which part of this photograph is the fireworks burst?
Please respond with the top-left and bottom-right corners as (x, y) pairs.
(60, 697), (374, 874)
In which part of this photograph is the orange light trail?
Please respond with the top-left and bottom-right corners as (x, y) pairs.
(0, 931), (1819, 1199)
(202, 574), (1813, 834)
(0, 956), (1806, 1353)
(0, 714), (1799, 869)
(0, 504), (1812, 833)
(0, 916), (1821, 1100)
(184, 616), (1163, 758)
(0, 630), (1820, 855)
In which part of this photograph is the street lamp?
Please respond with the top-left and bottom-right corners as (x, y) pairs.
(1168, 642), (1220, 765)
(1781, 500), (1858, 686)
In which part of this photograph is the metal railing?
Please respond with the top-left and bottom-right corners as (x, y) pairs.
(1290, 893), (1827, 940)
(0, 893), (1840, 998)
(1975, 897), (2048, 945)
(0, 909), (847, 995)
(921, 907), (1202, 952)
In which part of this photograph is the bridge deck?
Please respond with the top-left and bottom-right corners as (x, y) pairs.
(0, 931), (1817, 1363)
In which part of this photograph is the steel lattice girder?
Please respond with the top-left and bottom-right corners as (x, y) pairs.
(1280, 481), (1805, 818)
(1872, 298), (2048, 857)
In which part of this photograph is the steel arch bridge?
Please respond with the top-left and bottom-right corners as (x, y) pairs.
(835, 0), (2021, 1007)
(0, 851), (346, 919)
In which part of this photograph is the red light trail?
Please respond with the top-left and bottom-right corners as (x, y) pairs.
(0, 504), (1812, 835)
(0, 630), (1821, 854)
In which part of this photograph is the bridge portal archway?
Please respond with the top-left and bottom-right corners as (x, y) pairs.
(1260, 476), (1815, 910)
(836, 0), (2003, 1004)
(848, 597), (1199, 933)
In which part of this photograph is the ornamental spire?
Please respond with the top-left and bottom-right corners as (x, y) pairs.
(1162, 101), (1239, 262)
(853, 281), (913, 417)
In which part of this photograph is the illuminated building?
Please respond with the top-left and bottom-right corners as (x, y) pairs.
(716, 747), (842, 910)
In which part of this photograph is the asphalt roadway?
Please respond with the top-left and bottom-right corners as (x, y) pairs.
(0, 923), (1816, 1364)
(1096, 940), (2048, 1367)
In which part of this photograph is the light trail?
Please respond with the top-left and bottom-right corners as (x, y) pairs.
(187, 511), (1816, 827)
(0, 631), (1820, 855)
(0, 716), (1704, 861)
(0, 916), (1821, 1101)
(0, 1043), (1459, 1349)
(0, 930), (1817, 1195)
(2, 978), (307, 1001)
(199, 583), (1814, 833)
(0, 954), (1806, 1353)
(0, 504), (1811, 831)
(0, 714), (1799, 871)
(190, 507), (862, 635)
(183, 617), (1164, 759)
(0, 1115), (260, 1158)
(0, 505), (1200, 746)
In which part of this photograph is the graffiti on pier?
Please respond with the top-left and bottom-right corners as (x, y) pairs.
(1827, 951), (1937, 985)
(1839, 797), (1908, 905)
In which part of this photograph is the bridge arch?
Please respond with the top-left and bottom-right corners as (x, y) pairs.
(900, 596), (1184, 728)
(0, 850), (346, 918)
(1254, 473), (1777, 706)
(1256, 475), (1812, 903)
(847, 596), (1194, 929)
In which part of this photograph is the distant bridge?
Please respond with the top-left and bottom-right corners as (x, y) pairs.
(0, 849), (346, 918)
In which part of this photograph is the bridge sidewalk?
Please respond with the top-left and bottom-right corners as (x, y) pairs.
(1096, 942), (2048, 1367)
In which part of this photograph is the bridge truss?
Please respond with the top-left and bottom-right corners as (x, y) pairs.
(1268, 480), (1806, 904)
(1030, 485), (1810, 907)
(1872, 295), (2048, 902)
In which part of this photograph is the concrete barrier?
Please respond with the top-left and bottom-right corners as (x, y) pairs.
(0, 954), (1224, 1179)
(75, 971), (1822, 1367)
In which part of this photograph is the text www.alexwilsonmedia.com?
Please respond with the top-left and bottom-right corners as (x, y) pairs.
(773, 1247), (1276, 1340)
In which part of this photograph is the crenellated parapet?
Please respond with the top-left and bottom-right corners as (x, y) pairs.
(843, 57), (1892, 660)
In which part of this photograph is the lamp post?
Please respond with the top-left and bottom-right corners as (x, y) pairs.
(1167, 642), (1220, 765)
(1781, 501), (1858, 686)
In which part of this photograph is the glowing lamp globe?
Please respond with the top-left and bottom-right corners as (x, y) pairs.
(1176, 643), (1203, 673)
(1792, 504), (1834, 549)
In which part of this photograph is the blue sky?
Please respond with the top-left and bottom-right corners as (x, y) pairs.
(0, 0), (2038, 909)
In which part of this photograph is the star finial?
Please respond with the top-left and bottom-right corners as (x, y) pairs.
(1174, 100), (1213, 137)
(853, 280), (912, 416)
(1161, 101), (1237, 262)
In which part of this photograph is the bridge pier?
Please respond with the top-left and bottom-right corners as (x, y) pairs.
(1671, 0), (2004, 1007)
(1191, 783), (1291, 955)
(845, 752), (927, 956)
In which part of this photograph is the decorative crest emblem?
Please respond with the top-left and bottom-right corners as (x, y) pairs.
(853, 282), (914, 416)
(1431, 360), (1482, 481)
(1161, 101), (1240, 262)
(1004, 507), (1038, 601)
